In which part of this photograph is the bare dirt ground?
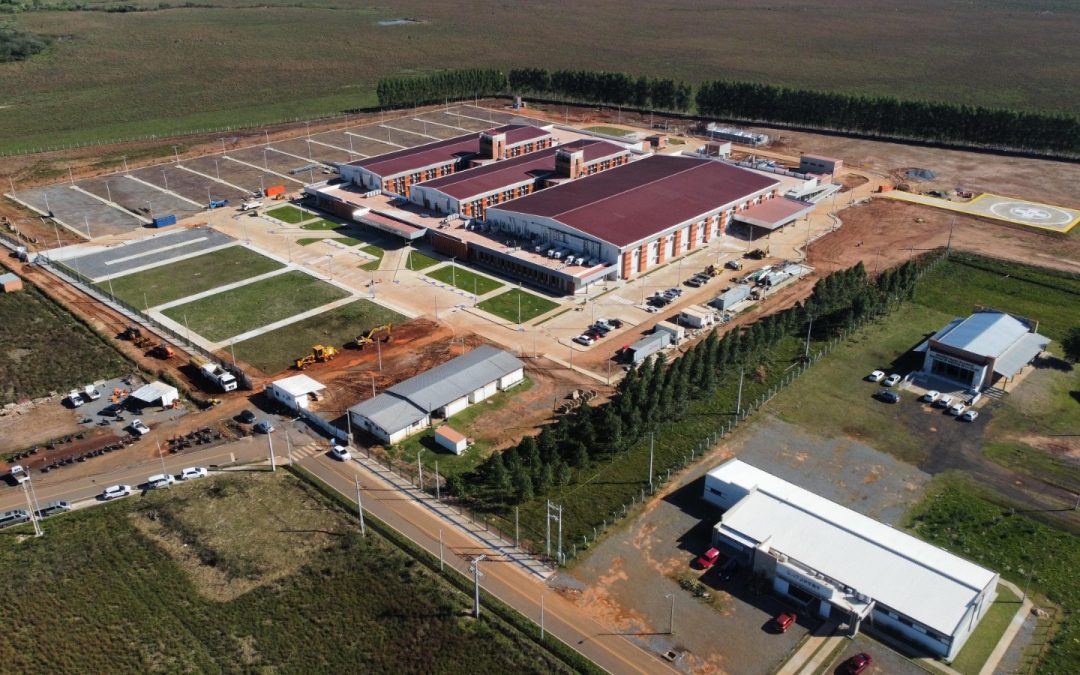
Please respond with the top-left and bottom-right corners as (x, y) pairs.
(0, 404), (83, 454)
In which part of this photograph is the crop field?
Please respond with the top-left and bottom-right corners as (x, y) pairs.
(426, 264), (504, 295)
(477, 288), (560, 323)
(0, 280), (129, 404)
(99, 246), (284, 308)
(1, 1), (1078, 153)
(0, 471), (578, 673)
(233, 298), (405, 374)
(162, 270), (350, 342)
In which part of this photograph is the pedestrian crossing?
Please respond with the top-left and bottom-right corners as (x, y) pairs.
(288, 442), (327, 461)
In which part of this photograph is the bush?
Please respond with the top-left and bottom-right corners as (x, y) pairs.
(0, 21), (47, 62)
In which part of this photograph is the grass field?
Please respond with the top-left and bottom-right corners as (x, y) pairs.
(233, 298), (404, 373)
(949, 584), (1021, 674)
(477, 288), (560, 323)
(407, 250), (440, 271)
(99, 246), (284, 308)
(583, 126), (634, 137)
(0, 280), (128, 403)
(265, 205), (311, 224)
(162, 270), (350, 342)
(907, 474), (1080, 672)
(2, 1), (1078, 153)
(426, 264), (504, 295)
(0, 471), (579, 673)
(296, 237), (323, 246)
(300, 218), (342, 230)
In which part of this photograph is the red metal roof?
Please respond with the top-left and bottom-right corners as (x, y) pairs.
(491, 155), (780, 248)
(347, 125), (551, 179)
(734, 197), (815, 230)
(417, 139), (626, 200)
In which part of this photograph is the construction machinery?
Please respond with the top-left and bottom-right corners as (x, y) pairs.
(294, 344), (339, 370)
(704, 264), (723, 277)
(294, 354), (316, 370)
(120, 325), (142, 341)
(150, 341), (174, 359)
(354, 324), (392, 349)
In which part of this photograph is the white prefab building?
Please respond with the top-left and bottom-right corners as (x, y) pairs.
(703, 459), (998, 662)
(129, 381), (179, 408)
(267, 374), (326, 411)
(435, 426), (468, 454)
(917, 310), (1049, 391)
(349, 346), (525, 444)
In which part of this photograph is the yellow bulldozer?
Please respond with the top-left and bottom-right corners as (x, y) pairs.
(295, 344), (339, 370)
(354, 324), (392, 349)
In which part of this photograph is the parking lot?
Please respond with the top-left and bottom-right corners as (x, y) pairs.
(11, 184), (145, 237)
(64, 226), (235, 281)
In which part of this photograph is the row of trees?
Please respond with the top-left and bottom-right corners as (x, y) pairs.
(509, 68), (693, 112)
(376, 69), (508, 108)
(696, 80), (1080, 155)
(464, 258), (932, 505)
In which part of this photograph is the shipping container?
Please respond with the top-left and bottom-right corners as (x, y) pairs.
(151, 214), (177, 228)
(264, 185), (286, 198)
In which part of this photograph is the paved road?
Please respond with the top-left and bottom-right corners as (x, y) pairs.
(295, 446), (674, 675)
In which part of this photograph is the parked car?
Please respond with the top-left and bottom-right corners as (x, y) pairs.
(866, 370), (885, 383)
(961, 409), (979, 422)
(947, 402), (966, 416)
(9, 464), (28, 484)
(36, 501), (71, 518)
(240, 199), (263, 211)
(844, 652), (872, 674)
(238, 409), (257, 424)
(774, 612), (797, 633)
(934, 394), (954, 409)
(66, 389), (85, 407)
(253, 420), (275, 434)
(101, 485), (132, 500)
(179, 467), (208, 481)
(83, 386), (102, 401)
(877, 390), (900, 404)
(607, 318), (624, 329)
(147, 473), (175, 489)
(330, 445), (352, 462)
(648, 294), (671, 308)
(883, 373), (902, 387)
(590, 323), (611, 336)
(663, 287), (683, 299)
(130, 419), (150, 436)
(573, 335), (595, 347)
(0, 509), (31, 529)
(725, 259), (743, 271)
(922, 390), (940, 403)
(695, 547), (721, 569)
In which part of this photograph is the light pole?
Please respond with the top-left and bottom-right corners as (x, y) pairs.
(21, 472), (43, 537)
(666, 593), (675, 634)
(469, 555), (486, 618)
(122, 155), (129, 173)
(161, 169), (169, 191)
(417, 449), (425, 490)
(104, 180), (112, 204)
(157, 441), (169, 487)
(263, 148), (269, 171)
(214, 159), (220, 180)
(354, 476), (366, 536)
(219, 137), (226, 156)
(172, 145), (180, 164)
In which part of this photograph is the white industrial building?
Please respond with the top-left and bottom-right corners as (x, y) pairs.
(917, 309), (1049, 391)
(348, 346), (524, 444)
(703, 459), (999, 661)
(129, 381), (179, 408)
(267, 374), (326, 412)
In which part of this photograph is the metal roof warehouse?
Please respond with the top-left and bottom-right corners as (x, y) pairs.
(348, 346), (525, 444)
(703, 459), (998, 661)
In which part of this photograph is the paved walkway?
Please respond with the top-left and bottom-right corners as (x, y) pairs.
(979, 579), (1032, 675)
(776, 621), (839, 675)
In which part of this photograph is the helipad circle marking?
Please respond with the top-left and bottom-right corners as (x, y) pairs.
(989, 201), (1071, 226)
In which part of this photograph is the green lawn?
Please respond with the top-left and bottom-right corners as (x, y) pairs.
(265, 205), (312, 224)
(407, 251), (440, 271)
(0, 471), (579, 673)
(583, 126), (634, 137)
(950, 584), (1021, 674)
(99, 246), (284, 308)
(296, 238), (323, 246)
(393, 377), (535, 478)
(426, 264), (504, 295)
(162, 271), (350, 342)
(334, 236), (362, 247)
(233, 298), (405, 374)
(360, 244), (384, 272)
(477, 288), (560, 323)
(907, 474), (1080, 672)
(300, 219), (343, 231)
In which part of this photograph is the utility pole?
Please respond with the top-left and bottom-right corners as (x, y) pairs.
(376, 335), (382, 371)
(354, 476), (365, 536)
(22, 473), (43, 537)
(370, 373), (376, 398)
(946, 217), (955, 255)
(469, 555), (486, 618)
(267, 432), (276, 472)
(737, 368), (745, 415)
(649, 432), (655, 490)
(666, 593), (675, 634)
(285, 428), (293, 464)
(157, 442), (169, 487)
(417, 450), (424, 490)
(515, 506), (519, 547)
(804, 314), (814, 360)
(540, 592), (546, 640)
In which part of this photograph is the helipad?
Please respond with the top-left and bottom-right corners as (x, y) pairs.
(883, 191), (1079, 233)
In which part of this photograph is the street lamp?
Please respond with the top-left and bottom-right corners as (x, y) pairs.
(665, 593), (675, 634)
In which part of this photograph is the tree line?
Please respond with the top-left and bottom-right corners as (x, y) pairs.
(509, 68), (693, 112)
(696, 80), (1080, 155)
(376, 69), (508, 108)
(458, 258), (931, 507)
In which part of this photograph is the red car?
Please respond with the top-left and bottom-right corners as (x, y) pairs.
(774, 612), (797, 633)
(695, 547), (721, 569)
(845, 652), (872, 674)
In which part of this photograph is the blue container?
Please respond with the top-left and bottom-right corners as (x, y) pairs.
(151, 214), (177, 228)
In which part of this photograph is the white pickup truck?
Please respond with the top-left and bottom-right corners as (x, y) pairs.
(240, 199), (263, 211)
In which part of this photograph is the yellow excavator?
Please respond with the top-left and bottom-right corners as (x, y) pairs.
(354, 324), (392, 349)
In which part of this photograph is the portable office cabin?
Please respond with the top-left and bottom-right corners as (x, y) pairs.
(711, 284), (751, 311)
(435, 426), (469, 455)
(625, 332), (672, 364)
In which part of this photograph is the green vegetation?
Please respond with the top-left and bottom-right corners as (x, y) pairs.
(983, 442), (1080, 494)
(233, 298), (404, 374)
(0, 21), (47, 62)
(299, 218), (342, 231)
(407, 250), (440, 271)
(0, 471), (581, 673)
(162, 270), (350, 342)
(582, 126), (634, 137)
(426, 264), (504, 295)
(509, 69), (692, 111)
(333, 236), (362, 246)
(377, 68), (506, 107)
(265, 205), (311, 224)
(0, 280), (128, 403)
(99, 246), (284, 308)
(393, 377), (534, 478)
(477, 288), (560, 323)
(907, 474), (1080, 672)
(949, 584), (1022, 675)
(360, 244), (384, 271)
(296, 237), (323, 246)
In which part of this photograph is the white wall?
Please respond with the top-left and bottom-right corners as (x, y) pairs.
(470, 381), (498, 404)
(443, 396), (469, 418)
(499, 369), (524, 389)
